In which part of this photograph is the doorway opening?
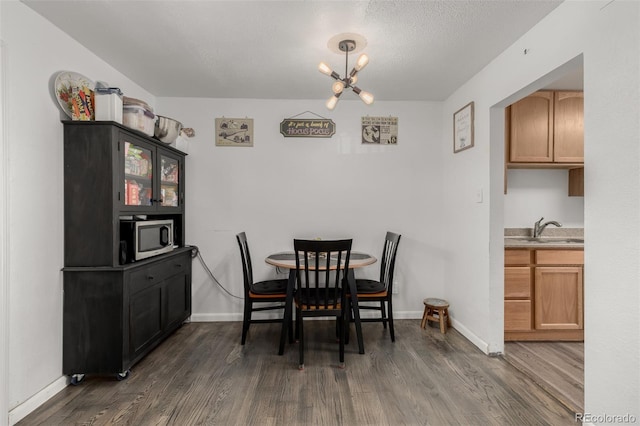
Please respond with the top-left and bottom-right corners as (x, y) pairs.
(490, 54), (585, 414)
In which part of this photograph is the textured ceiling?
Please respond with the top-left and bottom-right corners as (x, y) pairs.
(23, 0), (563, 101)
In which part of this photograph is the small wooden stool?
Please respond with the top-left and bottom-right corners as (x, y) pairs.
(421, 298), (451, 334)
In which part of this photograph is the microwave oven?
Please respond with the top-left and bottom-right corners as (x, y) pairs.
(119, 219), (174, 264)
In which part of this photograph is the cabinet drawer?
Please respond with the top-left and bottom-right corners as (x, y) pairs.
(536, 250), (584, 265)
(505, 267), (531, 298)
(129, 254), (188, 295)
(505, 300), (532, 331)
(505, 249), (532, 265)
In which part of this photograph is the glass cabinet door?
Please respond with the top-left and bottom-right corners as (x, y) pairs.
(123, 141), (154, 207)
(159, 153), (180, 208)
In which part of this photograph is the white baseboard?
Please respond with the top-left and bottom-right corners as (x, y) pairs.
(449, 318), (490, 355)
(190, 312), (242, 322)
(9, 375), (68, 425)
(190, 310), (425, 323)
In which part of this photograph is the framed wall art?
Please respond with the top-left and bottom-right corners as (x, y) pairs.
(361, 116), (398, 144)
(215, 117), (253, 147)
(453, 102), (474, 153)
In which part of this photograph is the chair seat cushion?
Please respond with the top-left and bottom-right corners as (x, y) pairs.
(250, 279), (288, 295)
(296, 288), (342, 308)
(355, 279), (386, 293)
(357, 290), (388, 299)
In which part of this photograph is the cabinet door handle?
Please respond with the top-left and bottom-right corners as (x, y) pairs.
(147, 275), (155, 281)
(175, 264), (182, 268)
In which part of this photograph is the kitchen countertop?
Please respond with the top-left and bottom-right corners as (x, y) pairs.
(504, 228), (584, 249)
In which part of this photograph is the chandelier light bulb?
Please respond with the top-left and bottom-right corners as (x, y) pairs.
(318, 62), (333, 76)
(354, 54), (369, 71)
(359, 90), (374, 105)
(332, 81), (345, 94)
(326, 95), (339, 110)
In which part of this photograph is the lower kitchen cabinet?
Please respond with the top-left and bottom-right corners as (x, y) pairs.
(63, 247), (193, 379)
(504, 248), (583, 341)
(534, 266), (583, 330)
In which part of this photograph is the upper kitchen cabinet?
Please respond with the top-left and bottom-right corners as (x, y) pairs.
(553, 91), (584, 163)
(505, 90), (584, 196)
(63, 121), (186, 267)
(123, 137), (184, 212)
(509, 91), (554, 162)
(508, 90), (584, 165)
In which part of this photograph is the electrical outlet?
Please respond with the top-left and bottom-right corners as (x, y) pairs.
(392, 281), (399, 294)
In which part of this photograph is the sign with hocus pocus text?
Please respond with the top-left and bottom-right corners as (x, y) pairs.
(280, 118), (336, 138)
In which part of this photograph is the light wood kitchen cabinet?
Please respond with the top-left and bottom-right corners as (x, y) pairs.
(534, 266), (583, 330)
(505, 90), (584, 196)
(553, 91), (584, 163)
(504, 248), (584, 341)
(509, 91), (554, 163)
(508, 91), (583, 164)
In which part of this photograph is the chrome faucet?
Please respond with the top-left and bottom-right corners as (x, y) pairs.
(533, 217), (562, 238)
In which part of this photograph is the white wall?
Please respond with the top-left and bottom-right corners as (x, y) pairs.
(504, 169), (584, 228)
(156, 98), (445, 321)
(1, 2), (9, 423)
(442, 0), (639, 418)
(1, 2), (155, 423)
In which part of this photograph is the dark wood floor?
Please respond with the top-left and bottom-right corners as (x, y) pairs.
(19, 320), (578, 425)
(504, 341), (584, 414)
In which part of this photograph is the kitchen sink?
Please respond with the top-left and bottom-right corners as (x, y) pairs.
(510, 237), (584, 244)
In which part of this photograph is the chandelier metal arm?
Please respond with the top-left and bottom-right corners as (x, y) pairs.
(344, 44), (350, 86)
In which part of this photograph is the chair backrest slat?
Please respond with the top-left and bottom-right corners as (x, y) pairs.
(236, 232), (253, 296)
(379, 232), (401, 292)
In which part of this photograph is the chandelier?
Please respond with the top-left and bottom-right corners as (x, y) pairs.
(318, 39), (374, 110)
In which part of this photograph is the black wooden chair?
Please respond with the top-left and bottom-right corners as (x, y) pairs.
(293, 238), (352, 370)
(353, 231), (401, 341)
(236, 232), (288, 345)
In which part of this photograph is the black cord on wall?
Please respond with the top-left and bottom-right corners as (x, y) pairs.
(190, 246), (243, 300)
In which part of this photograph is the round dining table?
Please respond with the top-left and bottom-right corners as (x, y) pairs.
(265, 251), (377, 356)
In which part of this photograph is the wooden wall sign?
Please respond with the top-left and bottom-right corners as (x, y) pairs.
(280, 118), (335, 138)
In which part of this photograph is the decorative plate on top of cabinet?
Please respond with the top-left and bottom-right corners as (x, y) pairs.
(54, 71), (95, 121)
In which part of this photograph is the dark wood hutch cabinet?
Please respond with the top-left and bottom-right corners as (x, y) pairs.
(62, 121), (192, 382)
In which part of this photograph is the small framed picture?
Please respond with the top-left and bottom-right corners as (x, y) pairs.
(215, 117), (253, 147)
(453, 102), (474, 153)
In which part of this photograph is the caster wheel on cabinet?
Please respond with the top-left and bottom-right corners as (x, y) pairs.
(70, 374), (85, 386)
(116, 370), (130, 381)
